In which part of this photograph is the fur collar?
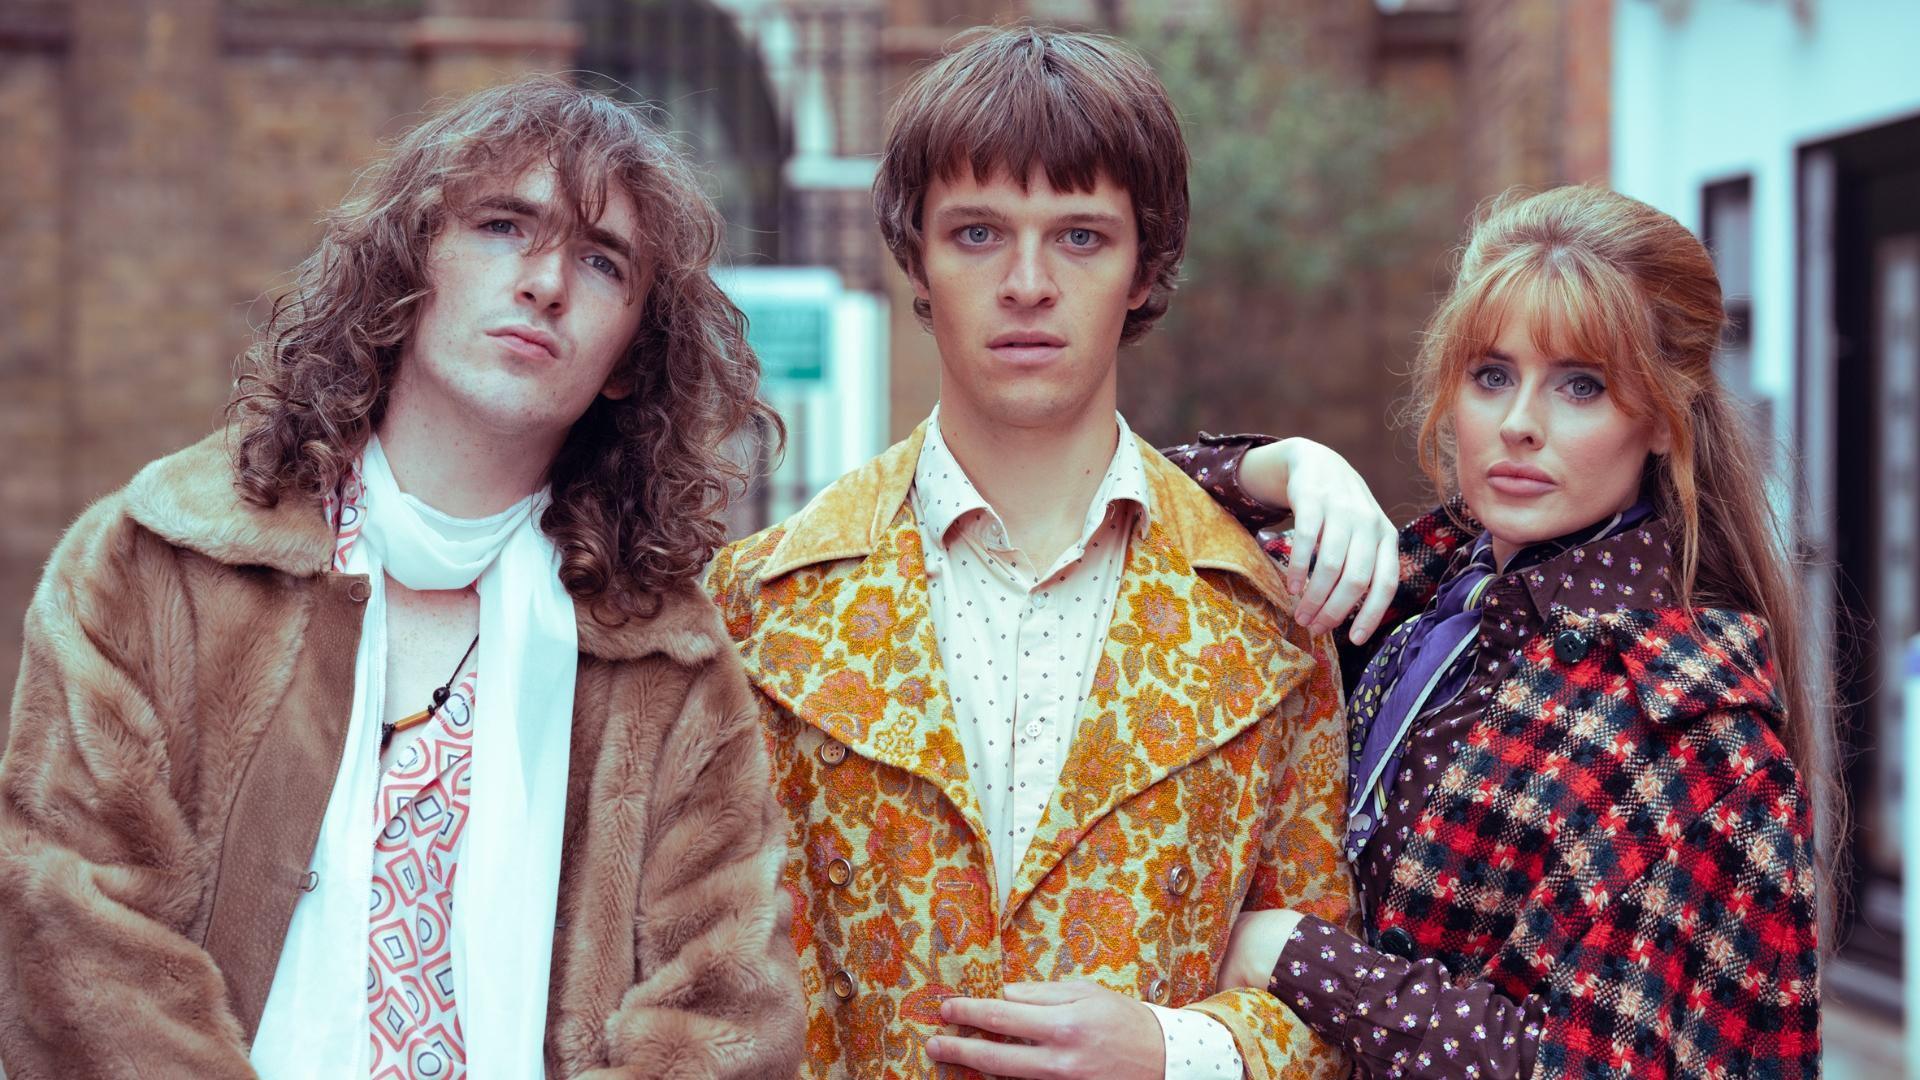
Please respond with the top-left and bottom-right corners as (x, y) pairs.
(122, 430), (722, 664)
(762, 420), (1294, 612)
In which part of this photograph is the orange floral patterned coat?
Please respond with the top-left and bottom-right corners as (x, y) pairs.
(707, 426), (1354, 1080)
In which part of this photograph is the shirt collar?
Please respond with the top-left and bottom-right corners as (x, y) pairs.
(910, 404), (1153, 552)
(1513, 514), (1677, 621)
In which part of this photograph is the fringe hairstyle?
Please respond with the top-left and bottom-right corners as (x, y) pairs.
(1407, 185), (1843, 945)
(227, 75), (781, 618)
(872, 25), (1190, 345)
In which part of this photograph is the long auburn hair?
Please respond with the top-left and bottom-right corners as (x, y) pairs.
(1407, 184), (1843, 941)
(228, 75), (780, 617)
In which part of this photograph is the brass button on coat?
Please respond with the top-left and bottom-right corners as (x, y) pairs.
(826, 857), (852, 887)
(830, 968), (857, 1001)
(1147, 977), (1169, 1003)
(1167, 864), (1192, 896)
(817, 740), (848, 766)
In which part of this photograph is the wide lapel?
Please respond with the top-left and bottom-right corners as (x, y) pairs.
(737, 488), (992, 858)
(999, 516), (1313, 918)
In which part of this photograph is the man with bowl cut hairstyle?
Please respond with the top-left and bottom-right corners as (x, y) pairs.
(709, 26), (1360, 1080)
(0, 76), (801, 1079)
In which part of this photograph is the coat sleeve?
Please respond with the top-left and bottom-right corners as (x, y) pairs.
(1161, 432), (1478, 692)
(586, 644), (805, 1079)
(0, 500), (256, 1079)
(1159, 435), (1290, 534)
(1266, 744), (1820, 1079)
(1184, 632), (1357, 1080)
(1159, 434), (1478, 633)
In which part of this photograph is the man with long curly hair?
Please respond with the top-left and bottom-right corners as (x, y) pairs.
(0, 77), (802, 1078)
(707, 26), (1359, 1080)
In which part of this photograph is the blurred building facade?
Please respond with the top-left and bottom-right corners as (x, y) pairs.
(0, 0), (908, 728)
(1611, 0), (1920, 1070)
(898, 0), (1616, 523)
(0, 0), (1608, 743)
(2, 0), (1912, 1069)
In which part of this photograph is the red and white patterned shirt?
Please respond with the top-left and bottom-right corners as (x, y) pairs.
(330, 467), (476, 1079)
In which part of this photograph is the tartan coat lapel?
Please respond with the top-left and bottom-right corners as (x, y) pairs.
(1375, 516), (1792, 988)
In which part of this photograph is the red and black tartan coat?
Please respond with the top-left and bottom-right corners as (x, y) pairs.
(1299, 503), (1821, 1079)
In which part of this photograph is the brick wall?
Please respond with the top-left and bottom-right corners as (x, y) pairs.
(875, 0), (1603, 521)
(1367, 8), (1473, 518)
(0, 0), (1610, 744)
(0, 2), (575, 741)
(1561, 0), (1612, 185)
(1462, 0), (1612, 196)
(0, 51), (67, 722)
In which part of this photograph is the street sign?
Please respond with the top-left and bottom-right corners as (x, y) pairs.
(740, 299), (828, 382)
(715, 266), (842, 384)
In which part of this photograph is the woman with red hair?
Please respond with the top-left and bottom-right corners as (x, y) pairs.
(1172, 185), (1832, 1078)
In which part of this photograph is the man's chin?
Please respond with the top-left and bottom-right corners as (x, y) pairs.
(941, 375), (1108, 432)
(972, 393), (1091, 432)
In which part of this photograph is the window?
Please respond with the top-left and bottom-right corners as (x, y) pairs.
(1701, 177), (1755, 396)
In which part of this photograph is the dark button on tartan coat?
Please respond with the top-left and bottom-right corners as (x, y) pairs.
(1300, 504), (1821, 1079)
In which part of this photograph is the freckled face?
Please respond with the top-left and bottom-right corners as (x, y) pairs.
(914, 166), (1149, 433)
(1452, 301), (1670, 565)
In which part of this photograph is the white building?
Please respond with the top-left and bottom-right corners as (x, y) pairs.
(1613, 0), (1920, 1071)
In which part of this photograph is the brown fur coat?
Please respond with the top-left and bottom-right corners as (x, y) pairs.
(0, 432), (803, 1079)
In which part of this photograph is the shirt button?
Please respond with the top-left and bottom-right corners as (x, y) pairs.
(1024, 720), (1043, 738)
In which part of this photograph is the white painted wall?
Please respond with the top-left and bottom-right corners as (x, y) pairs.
(1612, 5), (1920, 1074)
(716, 266), (890, 522)
(1612, 0), (1920, 440)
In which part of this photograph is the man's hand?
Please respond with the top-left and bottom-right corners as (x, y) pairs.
(1218, 908), (1306, 992)
(1241, 437), (1398, 644)
(926, 980), (1167, 1079)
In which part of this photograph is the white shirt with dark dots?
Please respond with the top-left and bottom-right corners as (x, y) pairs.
(910, 407), (1243, 1080)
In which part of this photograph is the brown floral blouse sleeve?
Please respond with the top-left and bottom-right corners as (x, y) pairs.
(1268, 916), (1545, 1079)
(1158, 434), (1290, 533)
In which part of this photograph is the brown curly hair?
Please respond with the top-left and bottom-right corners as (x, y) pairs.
(228, 75), (780, 618)
(872, 25), (1190, 346)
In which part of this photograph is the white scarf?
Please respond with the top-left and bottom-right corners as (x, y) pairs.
(251, 437), (578, 1079)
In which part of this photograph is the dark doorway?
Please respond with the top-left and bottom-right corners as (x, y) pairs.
(1801, 110), (1920, 1016)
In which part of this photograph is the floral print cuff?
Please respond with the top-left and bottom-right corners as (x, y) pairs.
(1268, 916), (1543, 1079)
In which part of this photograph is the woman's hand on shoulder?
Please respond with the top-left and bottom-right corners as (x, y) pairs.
(1243, 438), (1399, 644)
